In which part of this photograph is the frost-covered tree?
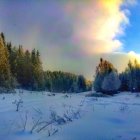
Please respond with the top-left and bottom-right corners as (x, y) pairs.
(93, 58), (116, 93)
(102, 71), (121, 94)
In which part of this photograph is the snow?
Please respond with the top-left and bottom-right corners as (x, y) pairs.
(0, 90), (140, 140)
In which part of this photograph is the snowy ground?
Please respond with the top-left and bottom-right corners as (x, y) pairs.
(0, 90), (140, 140)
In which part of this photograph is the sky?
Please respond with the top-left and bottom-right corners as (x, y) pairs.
(0, 0), (140, 80)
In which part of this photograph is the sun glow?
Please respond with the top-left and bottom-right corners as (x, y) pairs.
(68, 0), (133, 55)
(128, 51), (140, 62)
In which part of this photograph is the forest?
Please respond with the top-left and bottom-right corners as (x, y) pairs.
(1, 32), (140, 95)
(0, 32), (91, 93)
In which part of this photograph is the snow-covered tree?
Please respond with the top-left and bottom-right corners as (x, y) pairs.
(119, 59), (140, 92)
(93, 58), (116, 93)
(102, 71), (121, 95)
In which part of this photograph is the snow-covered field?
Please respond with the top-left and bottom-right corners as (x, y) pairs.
(0, 90), (140, 140)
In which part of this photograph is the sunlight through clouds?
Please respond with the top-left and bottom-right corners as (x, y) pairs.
(0, 0), (137, 79)
(64, 0), (135, 54)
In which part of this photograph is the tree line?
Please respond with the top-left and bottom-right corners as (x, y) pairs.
(44, 71), (91, 93)
(93, 58), (140, 95)
(0, 33), (91, 93)
(119, 60), (140, 92)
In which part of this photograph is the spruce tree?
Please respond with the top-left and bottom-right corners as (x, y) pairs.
(0, 34), (12, 92)
(31, 49), (45, 90)
(16, 45), (25, 88)
(77, 75), (86, 92)
(22, 50), (33, 89)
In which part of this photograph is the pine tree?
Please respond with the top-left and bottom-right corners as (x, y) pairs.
(6, 43), (17, 77)
(77, 75), (86, 92)
(122, 59), (140, 92)
(31, 49), (45, 90)
(119, 72), (129, 91)
(22, 50), (33, 89)
(0, 34), (12, 92)
(16, 45), (25, 88)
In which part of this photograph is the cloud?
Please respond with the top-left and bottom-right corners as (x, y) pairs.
(125, 0), (137, 6)
(0, 0), (135, 56)
(128, 51), (140, 61)
(0, 0), (137, 80)
(64, 0), (135, 54)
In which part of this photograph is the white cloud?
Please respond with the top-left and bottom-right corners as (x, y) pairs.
(128, 51), (140, 61)
(65, 0), (135, 54)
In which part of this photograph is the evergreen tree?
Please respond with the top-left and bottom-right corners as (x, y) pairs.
(16, 45), (25, 88)
(77, 75), (86, 92)
(119, 72), (129, 91)
(6, 43), (17, 77)
(93, 58), (116, 93)
(31, 49), (45, 90)
(120, 59), (140, 92)
(44, 71), (90, 93)
(22, 50), (33, 89)
(0, 34), (12, 92)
